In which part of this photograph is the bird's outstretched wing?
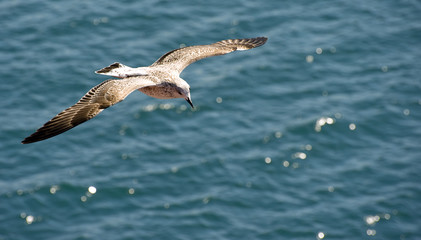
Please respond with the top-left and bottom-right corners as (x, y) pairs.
(22, 77), (156, 144)
(150, 37), (267, 73)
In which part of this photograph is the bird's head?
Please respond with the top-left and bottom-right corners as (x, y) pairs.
(176, 81), (194, 109)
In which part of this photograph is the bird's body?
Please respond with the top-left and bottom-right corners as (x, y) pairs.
(22, 37), (267, 144)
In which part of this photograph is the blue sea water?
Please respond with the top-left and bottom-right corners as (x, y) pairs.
(1, 0), (421, 239)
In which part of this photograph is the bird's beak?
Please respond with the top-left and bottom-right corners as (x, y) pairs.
(185, 97), (194, 109)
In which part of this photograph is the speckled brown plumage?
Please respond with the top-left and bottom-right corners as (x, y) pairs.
(22, 37), (267, 144)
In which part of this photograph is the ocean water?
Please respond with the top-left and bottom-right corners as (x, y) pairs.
(1, 0), (421, 239)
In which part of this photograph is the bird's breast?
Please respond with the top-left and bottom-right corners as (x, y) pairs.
(138, 84), (180, 99)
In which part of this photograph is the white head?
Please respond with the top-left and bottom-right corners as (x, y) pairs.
(176, 80), (194, 108)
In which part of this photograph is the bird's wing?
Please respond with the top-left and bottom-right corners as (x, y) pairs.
(22, 77), (156, 144)
(95, 62), (148, 78)
(150, 37), (267, 73)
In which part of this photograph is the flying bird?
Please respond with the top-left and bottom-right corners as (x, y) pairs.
(22, 37), (268, 144)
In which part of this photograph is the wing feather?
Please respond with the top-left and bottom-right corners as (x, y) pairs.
(150, 37), (267, 73)
(22, 77), (156, 144)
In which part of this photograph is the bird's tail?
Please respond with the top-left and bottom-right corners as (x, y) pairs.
(95, 62), (148, 78)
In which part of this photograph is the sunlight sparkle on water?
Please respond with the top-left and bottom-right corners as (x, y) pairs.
(381, 65), (388, 72)
(317, 232), (325, 239)
(88, 186), (97, 194)
(119, 125), (129, 136)
(20, 212), (36, 224)
(159, 103), (174, 110)
(293, 152), (307, 160)
(92, 17), (108, 25)
(315, 117), (335, 132)
(366, 229), (376, 236)
(176, 104), (188, 113)
(50, 185), (59, 194)
(263, 135), (271, 143)
(365, 215), (380, 225)
(26, 215), (34, 224)
(143, 104), (157, 112)
(334, 112), (342, 119)
(326, 118), (334, 124)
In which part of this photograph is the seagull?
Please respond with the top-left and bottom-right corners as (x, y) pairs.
(22, 37), (268, 144)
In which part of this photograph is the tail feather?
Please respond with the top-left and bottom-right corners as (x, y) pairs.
(95, 62), (148, 78)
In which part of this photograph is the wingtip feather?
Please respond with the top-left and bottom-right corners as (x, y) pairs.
(216, 37), (268, 50)
(95, 62), (122, 74)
